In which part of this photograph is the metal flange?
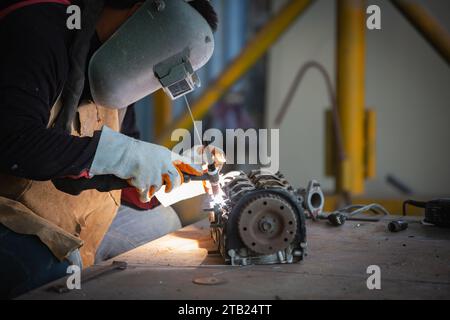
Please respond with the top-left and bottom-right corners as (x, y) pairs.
(237, 194), (298, 255)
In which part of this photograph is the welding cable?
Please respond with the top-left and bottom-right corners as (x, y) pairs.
(320, 204), (389, 226)
(340, 203), (390, 217)
(326, 202), (429, 227)
(402, 200), (427, 216)
(273, 61), (346, 165)
(328, 203), (390, 223)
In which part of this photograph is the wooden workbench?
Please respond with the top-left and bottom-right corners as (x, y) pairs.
(21, 217), (450, 300)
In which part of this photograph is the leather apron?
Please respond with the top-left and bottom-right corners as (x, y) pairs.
(0, 100), (122, 268)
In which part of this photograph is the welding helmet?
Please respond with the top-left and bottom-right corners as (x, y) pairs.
(88, 0), (215, 109)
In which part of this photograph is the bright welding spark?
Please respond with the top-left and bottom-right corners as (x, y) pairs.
(208, 187), (226, 206)
(204, 174), (227, 207)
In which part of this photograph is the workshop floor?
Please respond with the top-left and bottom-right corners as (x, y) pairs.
(21, 218), (450, 300)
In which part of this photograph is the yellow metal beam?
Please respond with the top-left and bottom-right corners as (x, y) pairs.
(391, 0), (450, 65)
(153, 89), (172, 138)
(157, 0), (316, 147)
(336, 0), (367, 195)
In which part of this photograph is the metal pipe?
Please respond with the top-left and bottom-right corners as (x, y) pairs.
(391, 0), (450, 65)
(336, 0), (367, 195)
(157, 0), (315, 147)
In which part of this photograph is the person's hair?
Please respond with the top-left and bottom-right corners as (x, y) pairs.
(105, 0), (218, 31)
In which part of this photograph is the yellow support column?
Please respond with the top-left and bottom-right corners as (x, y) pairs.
(336, 0), (366, 195)
(153, 89), (172, 138)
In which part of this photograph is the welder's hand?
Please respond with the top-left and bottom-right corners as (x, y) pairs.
(90, 126), (203, 203)
(183, 145), (226, 195)
(182, 145), (226, 172)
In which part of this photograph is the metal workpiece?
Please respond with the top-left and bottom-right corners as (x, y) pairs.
(298, 179), (325, 220)
(237, 193), (298, 255)
(388, 220), (409, 233)
(208, 170), (309, 266)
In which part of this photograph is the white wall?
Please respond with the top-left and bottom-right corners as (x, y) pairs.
(266, 0), (450, 197)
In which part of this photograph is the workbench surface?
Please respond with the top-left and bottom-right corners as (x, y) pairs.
(21, 217), (450, 300)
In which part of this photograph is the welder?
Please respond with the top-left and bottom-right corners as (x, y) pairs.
(0, 0), (223, 298)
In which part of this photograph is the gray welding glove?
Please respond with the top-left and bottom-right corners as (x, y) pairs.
(90, 126), (203, 203)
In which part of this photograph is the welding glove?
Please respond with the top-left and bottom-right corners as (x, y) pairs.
(90, 126), (203, 203)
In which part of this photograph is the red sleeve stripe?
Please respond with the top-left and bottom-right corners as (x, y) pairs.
(0, 0), (71, 21)
(66, 169), (90, 180)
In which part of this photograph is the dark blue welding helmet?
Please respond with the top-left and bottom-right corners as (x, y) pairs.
(89, 0), (215, 109)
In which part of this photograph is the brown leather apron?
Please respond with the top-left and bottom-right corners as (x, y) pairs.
(0, 101), (122, 267)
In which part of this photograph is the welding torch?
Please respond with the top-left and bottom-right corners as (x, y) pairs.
(183, 164), (220, 196)
(54, 165), (221, 197)
(183, 148), (221, 197)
